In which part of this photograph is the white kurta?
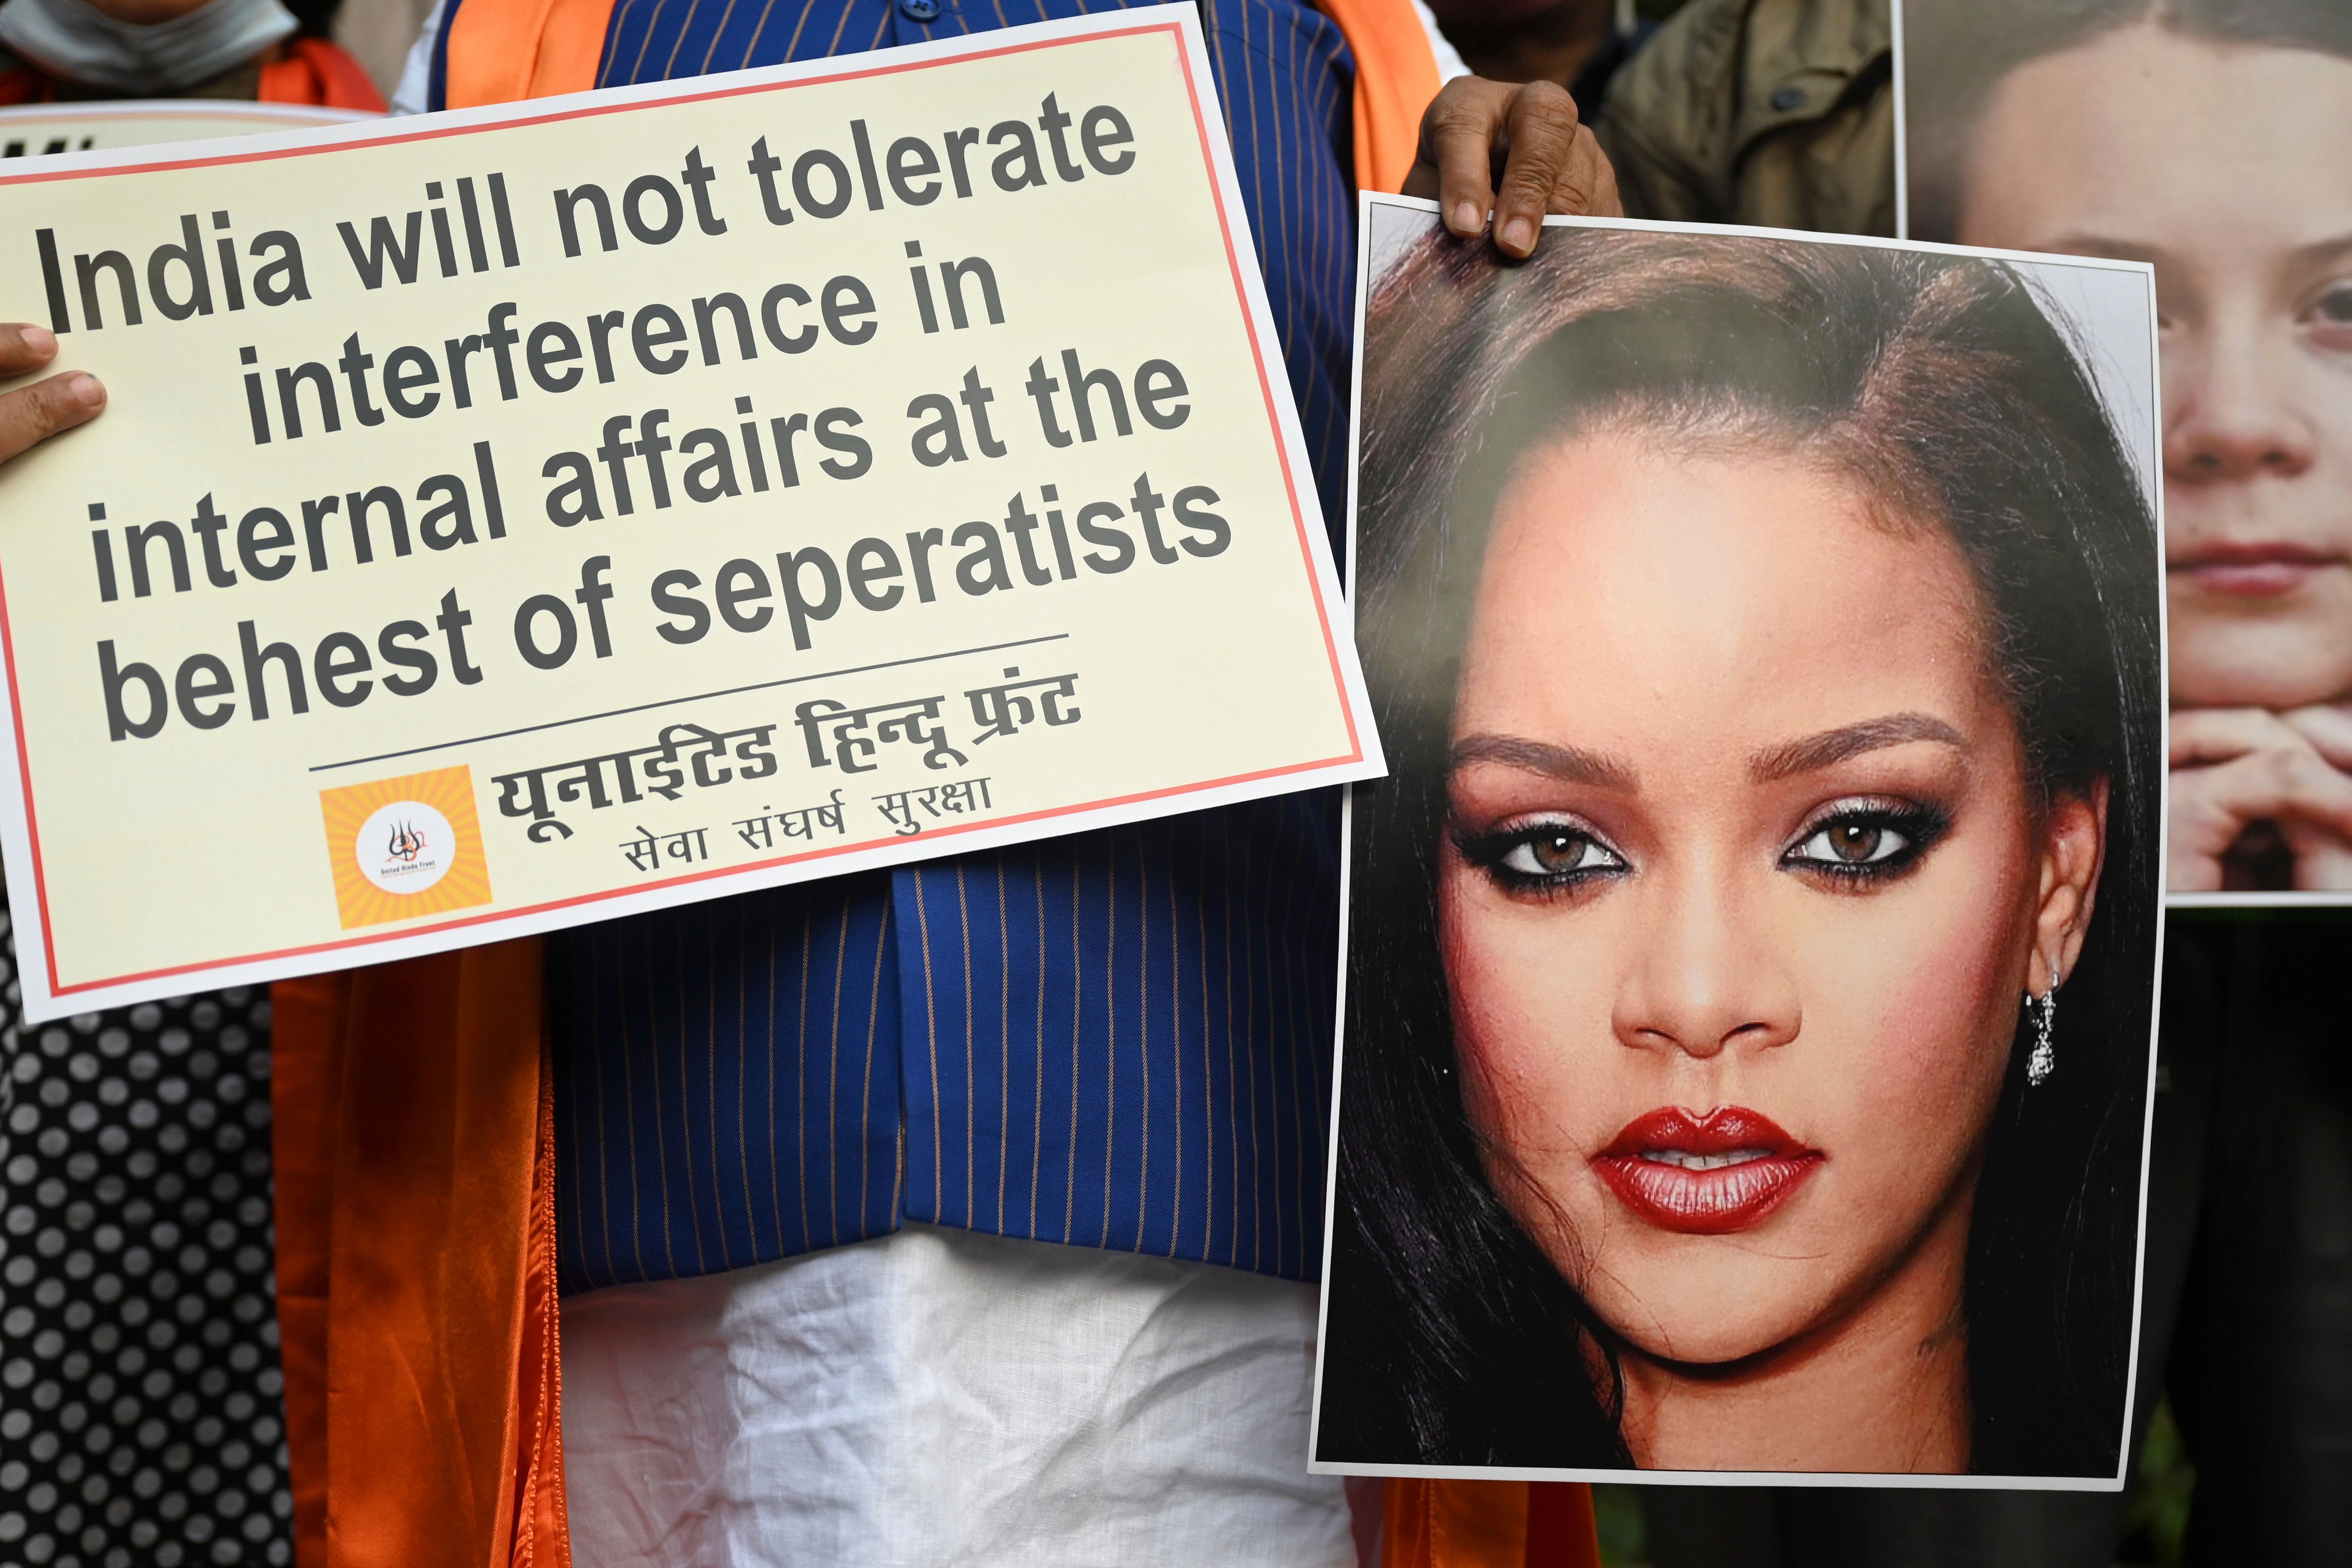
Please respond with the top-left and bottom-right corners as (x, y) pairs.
(561, 1224), (1358, 1567)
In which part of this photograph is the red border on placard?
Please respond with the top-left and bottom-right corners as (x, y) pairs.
(2, 20), (1366, 1001)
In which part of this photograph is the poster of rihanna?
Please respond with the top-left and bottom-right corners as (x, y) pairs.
(1310, 202), (2167, 1488)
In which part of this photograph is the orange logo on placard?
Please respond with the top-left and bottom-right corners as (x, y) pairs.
(319, 765), (493, 929)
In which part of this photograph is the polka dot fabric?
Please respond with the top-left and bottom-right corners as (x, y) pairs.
(0, 907), (294, 1568)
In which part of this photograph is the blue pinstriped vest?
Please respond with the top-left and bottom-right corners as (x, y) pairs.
(426, 0), (1358, 1292)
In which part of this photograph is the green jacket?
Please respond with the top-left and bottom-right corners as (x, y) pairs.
(1596, 0), (1894, 237)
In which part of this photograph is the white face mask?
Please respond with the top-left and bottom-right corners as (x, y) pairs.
(0, 0), (298, 93)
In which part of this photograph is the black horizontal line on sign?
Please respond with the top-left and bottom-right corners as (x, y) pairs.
(308, 632), (1074, 774)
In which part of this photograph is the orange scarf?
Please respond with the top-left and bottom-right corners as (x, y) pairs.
(259, 35), (389, 108)
(272, 944), (564, 1568)
(1313, 0), (1438, 194)
(1385, 1478), (1602, 1568)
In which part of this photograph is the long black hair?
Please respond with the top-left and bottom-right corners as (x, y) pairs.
(1316, 229), (2162, 1477)
(1906, 0), (2352, 243)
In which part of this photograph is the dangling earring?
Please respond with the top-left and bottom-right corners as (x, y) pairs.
(2025, 960), (2059, 1087)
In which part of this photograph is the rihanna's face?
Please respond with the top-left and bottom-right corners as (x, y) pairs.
(1439, 431), (2103, 1375)
(1958, 25), (2352, 710)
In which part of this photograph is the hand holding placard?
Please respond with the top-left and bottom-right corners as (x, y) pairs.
(0, 322), (103, 464)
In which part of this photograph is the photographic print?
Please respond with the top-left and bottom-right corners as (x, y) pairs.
(1311, 203), (2166, 1486)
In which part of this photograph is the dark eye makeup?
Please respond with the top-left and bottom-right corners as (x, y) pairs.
(1779, 800), (1952, 884)
(1451, 798), (1953, 899)
(1453, 816), (1628, 898)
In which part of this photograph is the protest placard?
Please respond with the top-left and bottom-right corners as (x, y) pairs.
(0, 5), (1378, 1021)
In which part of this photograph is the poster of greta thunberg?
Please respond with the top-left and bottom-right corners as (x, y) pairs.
(1309, 203), (2168, 1488)
(1899, 0), (2352, 901)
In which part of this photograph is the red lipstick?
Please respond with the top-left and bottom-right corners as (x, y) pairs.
(2170, 541), (2341, 597)
(1592, 1106), (1822, 1235)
